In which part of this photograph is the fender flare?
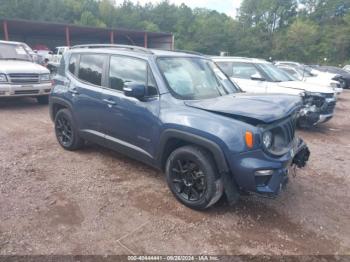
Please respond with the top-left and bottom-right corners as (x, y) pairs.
(49, 96), (74, 122)
(157, 129), (229, 173)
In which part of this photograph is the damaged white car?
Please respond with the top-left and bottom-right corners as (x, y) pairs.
(213, 57), (337, 128)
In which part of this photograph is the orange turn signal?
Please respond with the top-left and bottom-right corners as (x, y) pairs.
(245, 131), (254, 149)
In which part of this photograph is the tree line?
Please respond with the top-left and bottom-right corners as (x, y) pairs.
(1, 0), (350, 65)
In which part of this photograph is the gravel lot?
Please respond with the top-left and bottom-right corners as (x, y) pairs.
(0, 91), (349, 256)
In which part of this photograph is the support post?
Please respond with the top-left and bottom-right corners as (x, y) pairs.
(3, 21), (9, 41)
(110, 31), (115, 44)
(144, 32), (148, 48)
(65, 26), (71, 47)
(171, 35), (175, 50)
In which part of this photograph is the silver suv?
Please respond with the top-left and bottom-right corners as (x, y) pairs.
(0, 40), (52, 104)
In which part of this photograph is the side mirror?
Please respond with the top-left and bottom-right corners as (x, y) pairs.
(48, 51), (53, 55)
(251, 73), (265, 81)
(123, 82), (146, 99)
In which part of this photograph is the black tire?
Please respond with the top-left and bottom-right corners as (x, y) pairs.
(37, 95), (49, 105)
(165, 145), (224, 210)
(54, 109), (84, 151)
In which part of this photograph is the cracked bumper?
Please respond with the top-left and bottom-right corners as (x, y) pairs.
(228, 138), (310, 196)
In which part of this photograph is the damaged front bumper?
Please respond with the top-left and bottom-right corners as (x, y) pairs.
(298, 96), (336, 127)
(255, 138), (310, 196)
(227, 138), (310, 198)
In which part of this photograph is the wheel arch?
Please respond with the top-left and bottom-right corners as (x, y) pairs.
(49, 97), (73, 122)
(157, 129), (229, 174)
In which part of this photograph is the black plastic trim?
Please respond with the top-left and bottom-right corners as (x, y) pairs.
(157, 129), (229, 173)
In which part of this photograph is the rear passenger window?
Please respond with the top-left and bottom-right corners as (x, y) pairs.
(78, 54), (105, 86)
(109, 56), (157, 96)
(68, 54), (79, 75)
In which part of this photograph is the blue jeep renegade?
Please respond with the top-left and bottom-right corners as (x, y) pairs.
(49, 45), (310, 210)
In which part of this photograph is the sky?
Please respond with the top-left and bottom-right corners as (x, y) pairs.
(114, 0), (244, 18)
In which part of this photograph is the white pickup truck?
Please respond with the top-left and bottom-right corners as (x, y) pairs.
(0, 40), (52, 104)
(47, 46), (69, 73)
(213, 57), (337, 127)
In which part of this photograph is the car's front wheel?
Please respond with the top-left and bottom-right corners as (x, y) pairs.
(165, 145), (224, 210)
(54, 109), (84, 151)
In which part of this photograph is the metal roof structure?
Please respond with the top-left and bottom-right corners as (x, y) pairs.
(0, 18), (174, 50)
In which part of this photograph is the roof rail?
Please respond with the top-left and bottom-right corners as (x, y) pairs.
(172, 49), (206, 56)
(70, 44), (154, 54)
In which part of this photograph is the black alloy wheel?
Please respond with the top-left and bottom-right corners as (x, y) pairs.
(55, 114), (73, 147)
(54, 109), (84, 151)
(166, 145), (224, 210)
(170, 159), (207, 202)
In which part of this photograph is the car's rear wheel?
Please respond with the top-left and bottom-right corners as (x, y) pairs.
(165, 145), (223, 210)
(37, 95), (49, 105)
(55, 109), (84, 151)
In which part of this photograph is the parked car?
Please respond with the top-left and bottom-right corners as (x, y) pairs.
(276, 61), (344, 92)
(343, 65), (350, 72)
(0, 40), (52, 104)
(312, 66), (350, 89)
(276, 65), (344, 94)
(213, 57), (337, 128)
(49, 45), (310, 210)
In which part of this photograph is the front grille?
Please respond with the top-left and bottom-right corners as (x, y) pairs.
(324, 93), (334, 99)
(14, 90), (39, 95)
(9, 73), (39, 84)
(264, 115), (297, 156)
(280, 116), (296, 144)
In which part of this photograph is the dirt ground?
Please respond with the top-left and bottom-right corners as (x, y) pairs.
(0, 91), (349, 256)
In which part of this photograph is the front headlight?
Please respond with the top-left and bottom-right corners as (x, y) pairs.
(0, 74), (8, 83)
(330, 82), (339, 89)
(262, 131), (273, 149)
(40, 74), (51, 82)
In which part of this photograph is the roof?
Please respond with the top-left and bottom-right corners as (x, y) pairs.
(68, 44), (205, 59)
(274, 61), (301, 66)
(0, 18), (172, 39)
(212, 56), (269, 64)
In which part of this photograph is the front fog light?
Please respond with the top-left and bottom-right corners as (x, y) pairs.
(263, 131), (272, 149)
(255, 170), (274, 176)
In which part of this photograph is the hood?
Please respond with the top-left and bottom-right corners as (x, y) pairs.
(0, 60), (49, 74)
(311, 69), (337, 79)
(277, 81), (334, 94)
(185, 93), (302, 125)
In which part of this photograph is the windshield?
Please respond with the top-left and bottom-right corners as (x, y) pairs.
(0, 43), (31, 61)
(295, 67), (313, 77)
(157, 57), (239, 100)
(256, 63), (294, 82)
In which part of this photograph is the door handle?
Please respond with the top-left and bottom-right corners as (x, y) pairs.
(103, 99), (117, 106)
